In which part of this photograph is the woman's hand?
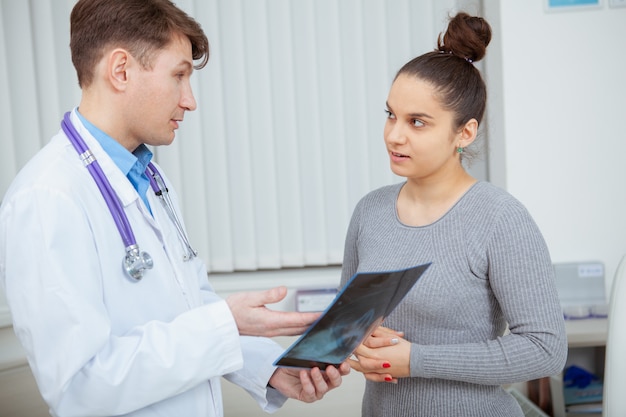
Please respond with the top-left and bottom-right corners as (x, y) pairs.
(348, 326), (410, 383)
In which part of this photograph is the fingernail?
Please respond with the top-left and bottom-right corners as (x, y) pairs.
(391, 338), (399, 345)
(384, 376), (393, 382)
(382, 362), (391, 368)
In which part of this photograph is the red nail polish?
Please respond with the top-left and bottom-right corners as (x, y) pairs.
(385, 376), (393, 382)
(382, 362), (391, 368)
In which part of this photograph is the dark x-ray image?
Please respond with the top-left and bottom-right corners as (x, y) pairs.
(274, 262), (431, 369)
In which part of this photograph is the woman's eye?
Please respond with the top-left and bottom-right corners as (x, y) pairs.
(384, 109), (395, 119)
(412, 119), (424, 127)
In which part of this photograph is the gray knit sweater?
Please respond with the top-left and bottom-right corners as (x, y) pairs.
(340, 181), (567, 417)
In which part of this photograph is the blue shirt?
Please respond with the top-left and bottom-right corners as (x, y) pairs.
(76, 111), (153, 212)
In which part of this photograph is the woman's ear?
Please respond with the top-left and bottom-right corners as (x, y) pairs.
(457, 118), (478, 149)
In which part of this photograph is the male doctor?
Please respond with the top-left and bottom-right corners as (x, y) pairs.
(0, 0), (348, 416)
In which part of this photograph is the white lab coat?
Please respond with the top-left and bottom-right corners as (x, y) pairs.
(0, 110), (287, 417)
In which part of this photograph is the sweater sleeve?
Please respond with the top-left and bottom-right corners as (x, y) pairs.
(409, 199), (567, 385)
(340, 198), (363, 288)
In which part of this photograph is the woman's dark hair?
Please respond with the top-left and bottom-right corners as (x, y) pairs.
(70, 0), (210, 88)
(396, 12), (492, 132)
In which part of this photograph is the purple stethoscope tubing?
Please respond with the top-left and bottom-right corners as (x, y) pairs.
(61, 112), (136, 249)
(61, 111), (153, 280)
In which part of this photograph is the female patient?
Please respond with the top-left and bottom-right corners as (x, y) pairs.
(340, 11), (567, 417)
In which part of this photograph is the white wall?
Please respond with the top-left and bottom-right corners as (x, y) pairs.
(483, 0), (626, 296)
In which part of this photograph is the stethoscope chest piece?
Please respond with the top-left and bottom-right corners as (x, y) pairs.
(124, 245), (154, 281)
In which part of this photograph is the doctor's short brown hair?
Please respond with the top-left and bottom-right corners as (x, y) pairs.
(70, 0), (209, 88)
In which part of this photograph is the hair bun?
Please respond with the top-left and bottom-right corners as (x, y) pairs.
(437, 12), (492, 63)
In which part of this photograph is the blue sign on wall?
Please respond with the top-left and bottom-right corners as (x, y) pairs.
(548, 0), (600, 7)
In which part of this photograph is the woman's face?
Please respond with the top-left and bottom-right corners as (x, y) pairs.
(383, 74), (462, 182)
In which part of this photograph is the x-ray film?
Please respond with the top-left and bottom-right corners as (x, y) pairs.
(273, 262), (431, 369)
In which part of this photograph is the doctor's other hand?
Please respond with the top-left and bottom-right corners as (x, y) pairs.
(269, 363), (350, 403)
(348, 326), (410, 383)
(226, 286), (320, 337)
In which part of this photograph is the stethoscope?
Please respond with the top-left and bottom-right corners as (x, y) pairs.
(61, 111), (197, 281)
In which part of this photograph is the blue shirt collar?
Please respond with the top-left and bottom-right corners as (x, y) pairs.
(76, 110), (153, 211)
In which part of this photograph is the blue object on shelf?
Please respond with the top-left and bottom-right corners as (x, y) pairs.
(563, 365), (603, 406)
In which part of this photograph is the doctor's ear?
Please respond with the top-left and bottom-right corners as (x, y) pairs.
(108, 49), (131, 91)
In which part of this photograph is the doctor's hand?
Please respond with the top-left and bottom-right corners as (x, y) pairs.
(268, 363), (350, 403)
(226, 286), (320, 337)
(348, 326), (410, 383)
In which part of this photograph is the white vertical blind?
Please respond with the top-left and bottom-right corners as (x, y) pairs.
(0, 0), (481, 274)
